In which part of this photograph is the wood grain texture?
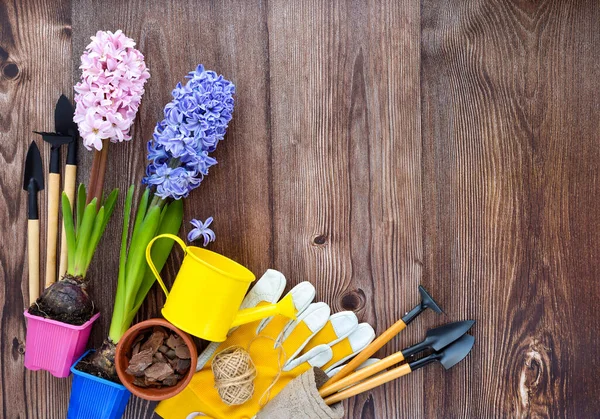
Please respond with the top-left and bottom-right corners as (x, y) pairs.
(421, 0), (600, 417)
(0, 0), (599, 417)
(268, 1), (423, 417)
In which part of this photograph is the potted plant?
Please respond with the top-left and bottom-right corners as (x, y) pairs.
(67, 185), (183, 419)
(24, 29), (149, 378)
(115, 318), (197, 400)
(67, 64), (235, 418)
(24, 187), (118, 377)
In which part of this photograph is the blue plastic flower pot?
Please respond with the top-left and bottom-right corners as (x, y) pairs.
(68, 351), (132, 419)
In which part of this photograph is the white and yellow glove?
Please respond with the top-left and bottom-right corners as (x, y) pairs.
(155, 270), (375, 419)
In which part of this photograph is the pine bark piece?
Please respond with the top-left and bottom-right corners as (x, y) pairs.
(132, 342), (141, 357)
(162, 375), (178, 386)
(132, 332), (146, 348)
(141, 330), (167, 354)
(144, 376), (162, 388)
(176, 358), (191, 375)
(168, 356), (179, 368)
(144, 362), (174, 381)
(175, 345), (191, 359)
(126, 348), (153, 376)
(133, 377), (148, 388)
(166, 334), (185, 349)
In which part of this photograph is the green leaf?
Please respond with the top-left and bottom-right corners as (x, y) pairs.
(97, 189), (119, 240)
(123, 204), (162, 311)
(61, 193), (77, 274)
(83, 206), (105, 273)
(102, 189), (119, 220)
(119, 186), (135, 284)
(73, 198), (97, 277)
(81, 189), (119, 275)
(76, 184), (86, 235)
(108, 185), (135, 343)
(132, 188), (150, 241)
(131, 199), (183, 313)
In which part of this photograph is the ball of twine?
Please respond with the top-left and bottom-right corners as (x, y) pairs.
(212, 346), (257, 405)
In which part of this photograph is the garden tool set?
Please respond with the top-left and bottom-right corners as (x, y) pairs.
(320, 321), (475, 404)
(23, 141), (44, 305)
(154, 270), (476, 419)
(34, 94), (77, 285)
(23, 95), (77, 303)
(323, 285), (442, 388)
(323, 333), (475, 405)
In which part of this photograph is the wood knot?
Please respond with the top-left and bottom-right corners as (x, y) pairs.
(516, 338), (551, 415)
(12, 337), (25, 358)
(360, 393), (375, 418)
(312, 234), (327, 245)
(61, 26), (72, 39)
(2, 62), (19, 79)
(341, 288), (366, 312)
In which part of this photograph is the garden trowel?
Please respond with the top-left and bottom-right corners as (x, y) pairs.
(35, 95), (76, 286)
(320, 320), (475, 397)
(324, 334), (475, 404)
(23, 141), (44, 305)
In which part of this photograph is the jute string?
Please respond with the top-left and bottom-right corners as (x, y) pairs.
(212, 336), (287, 407)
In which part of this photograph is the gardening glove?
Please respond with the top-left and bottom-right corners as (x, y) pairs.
(255, 359), (382, 419)
(255, 368), (343, 419)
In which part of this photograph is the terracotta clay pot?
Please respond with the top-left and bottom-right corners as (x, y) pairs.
(115, 318), (197, 401)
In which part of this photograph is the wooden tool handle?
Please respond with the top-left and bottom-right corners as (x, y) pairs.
(45, 172), (60, 287)
(320, 351), (405, 397)
(58, 164), (76, 276)
(324, 363), (412, 405)
(28, 219), (40, 305)
(325, 318), (407, 386)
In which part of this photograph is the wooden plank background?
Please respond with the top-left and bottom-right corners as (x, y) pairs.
(0, 0), (598, 417)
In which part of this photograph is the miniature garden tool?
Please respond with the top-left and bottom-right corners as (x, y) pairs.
(319, 320), (475, 397)
(35, 95), (75, 287)
(146, 234), (297, 342)
(324, 285), (442, 387)
(57, 96), (78, 276)
(23, 141), (45, 305)
(324, 334), (475, 405)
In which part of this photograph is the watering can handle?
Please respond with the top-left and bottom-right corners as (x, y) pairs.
(145, 233), (187, 297)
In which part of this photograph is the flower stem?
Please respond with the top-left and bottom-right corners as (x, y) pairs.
(87, 139), (110, 209)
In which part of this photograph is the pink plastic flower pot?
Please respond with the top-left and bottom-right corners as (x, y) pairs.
(24, 311), (100, 378)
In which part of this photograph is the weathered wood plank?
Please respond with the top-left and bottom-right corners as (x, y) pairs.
(0, 0), (74, 417)
(267, 0), (422, 417)
(421, 0), (600, 417)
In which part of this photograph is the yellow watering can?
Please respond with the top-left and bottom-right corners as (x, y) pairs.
(146, 234), (296, 342)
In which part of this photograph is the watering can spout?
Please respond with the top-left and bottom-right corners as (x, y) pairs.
(231, 293), (297, 327)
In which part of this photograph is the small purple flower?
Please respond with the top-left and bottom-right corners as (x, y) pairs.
(188, 217), (215, 247)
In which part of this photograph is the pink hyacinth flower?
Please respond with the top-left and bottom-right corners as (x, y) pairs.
(74, 30), (150, 151)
